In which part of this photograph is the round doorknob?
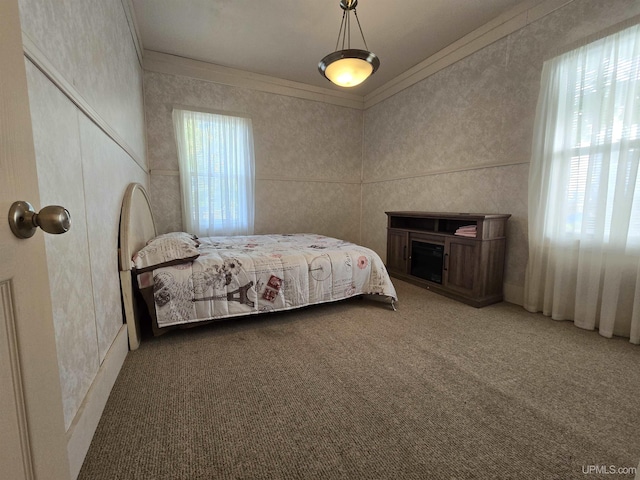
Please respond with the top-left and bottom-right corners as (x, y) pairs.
(8, 201), (71, 239)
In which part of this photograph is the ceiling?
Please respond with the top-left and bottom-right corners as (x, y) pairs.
(131, 0), (527, 96)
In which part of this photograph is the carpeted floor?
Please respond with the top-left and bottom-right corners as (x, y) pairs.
(79, 280), (640, 479)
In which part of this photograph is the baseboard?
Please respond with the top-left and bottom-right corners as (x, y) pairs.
(65, 325), (129, 479)
(503, 282), (524, 306)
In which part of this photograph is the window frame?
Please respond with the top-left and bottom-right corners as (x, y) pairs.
(172, 105), (256, 237)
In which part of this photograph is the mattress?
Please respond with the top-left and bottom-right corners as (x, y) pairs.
(136, 233), (398, 328)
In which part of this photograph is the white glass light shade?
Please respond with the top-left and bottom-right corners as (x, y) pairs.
(318, 49), (380, 88)
(325, 57), (373, 87)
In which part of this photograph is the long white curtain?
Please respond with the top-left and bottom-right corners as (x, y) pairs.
(524, 23), (640, 344)
(173, 109), (255, 237)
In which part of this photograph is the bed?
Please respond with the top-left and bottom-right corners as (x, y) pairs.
(118, 183), (398, 350)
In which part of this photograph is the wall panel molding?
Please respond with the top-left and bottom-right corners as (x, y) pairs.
(363, 0), (573, 108)
(362, 160), (530, 185)
(152, 161), (529, 184)
(143, 50), (365, 110)
(150, 169), (361, 185)
(151, 161), (528, 185)
(65, 325), (128, 480)
(138, 1), (573, 111)
(120, 0), (144, 66)
(257, 175), (361, 185)
(21, 32), (148, 174)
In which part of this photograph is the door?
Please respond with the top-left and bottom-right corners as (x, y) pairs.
(386, 229), (408, 274)
(444, 236), (478, 298)
(0, 0), (71, 478)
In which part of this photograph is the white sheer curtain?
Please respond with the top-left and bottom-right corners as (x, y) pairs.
(524, 22), (640, 344)
(173, 109), (255, 237)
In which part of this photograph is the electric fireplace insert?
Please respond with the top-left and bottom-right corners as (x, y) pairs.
(410, 240), (444, 284)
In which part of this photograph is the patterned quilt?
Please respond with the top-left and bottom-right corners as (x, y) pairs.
(138, 234), (398, 328)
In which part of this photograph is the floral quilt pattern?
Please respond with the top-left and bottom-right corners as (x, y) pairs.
(139, 234), (398, 328)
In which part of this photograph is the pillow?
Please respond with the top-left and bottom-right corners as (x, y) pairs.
(147, 231), (200, 247)
(133, 236), (200, 273)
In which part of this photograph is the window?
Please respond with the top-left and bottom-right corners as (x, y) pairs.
(531, 22), (640, 247)
(525, 22), (640, 342)
(173, 108), (255, 237)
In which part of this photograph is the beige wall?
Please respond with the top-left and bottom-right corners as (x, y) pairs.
(19, 0), (145, 163)
(19, 0), (147, 450)
(144, 71), (363, 244)
(360, 0), (640, 304)
(143, 0), (640, 307)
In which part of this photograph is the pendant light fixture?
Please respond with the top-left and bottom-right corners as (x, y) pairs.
(318, 0), (380, 88)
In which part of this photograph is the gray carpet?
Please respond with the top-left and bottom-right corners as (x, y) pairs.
(79, 280), (640, 479)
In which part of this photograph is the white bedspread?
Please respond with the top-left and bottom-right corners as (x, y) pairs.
(139, 234), (398, 327)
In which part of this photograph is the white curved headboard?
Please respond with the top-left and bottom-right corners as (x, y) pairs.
(119, 183), (157, 272)
(119, 182), (157, 350)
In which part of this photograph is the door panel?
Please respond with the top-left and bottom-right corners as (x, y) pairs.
(386, 229), (408, 274)
(444, 237), (478, 297)
(0, 0), (70, 478)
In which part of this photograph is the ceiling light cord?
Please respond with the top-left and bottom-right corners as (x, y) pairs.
(346, 7), (350, 49)
(353, 10), (369, 51)
(318, 0), (380, 88)
(335, 10), (347, 52)
(336, 4), (368, 51)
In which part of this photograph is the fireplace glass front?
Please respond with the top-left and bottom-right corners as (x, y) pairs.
(410, 240), (444, 284)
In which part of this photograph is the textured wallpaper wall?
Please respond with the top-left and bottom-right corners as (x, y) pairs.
(144, 71), (363, 243)
(361, 0), (640, 303)
(20, 0), (147, 430)
(19, 0), (145, 164)
(144, 0), (640, 308)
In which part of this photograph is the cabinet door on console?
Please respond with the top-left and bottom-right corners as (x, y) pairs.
(386, 229), (409, 274)
(444, 237), (478, 297)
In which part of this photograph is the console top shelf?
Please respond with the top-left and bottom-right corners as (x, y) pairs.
(385, 211), (511, 240)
